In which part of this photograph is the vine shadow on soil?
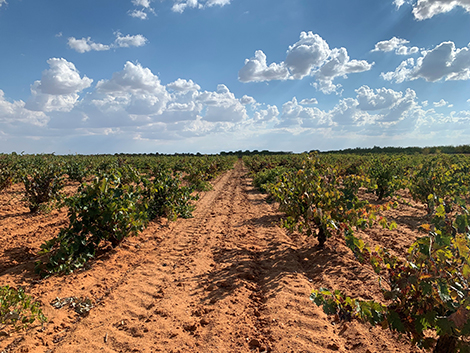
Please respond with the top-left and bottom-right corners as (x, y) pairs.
(190, 236), (348, 306)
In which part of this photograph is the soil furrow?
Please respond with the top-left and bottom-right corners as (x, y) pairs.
(0, 160), (422, 353)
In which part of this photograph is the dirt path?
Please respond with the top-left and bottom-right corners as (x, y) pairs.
(1, 160), (421, 353)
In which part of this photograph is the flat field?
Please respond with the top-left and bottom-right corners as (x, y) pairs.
(0, 160), (426, 352)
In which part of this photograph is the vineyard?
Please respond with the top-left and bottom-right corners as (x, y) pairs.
(0, 152), (469, 352)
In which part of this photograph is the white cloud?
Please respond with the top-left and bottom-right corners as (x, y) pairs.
(382, 41), (470, 82)
(2, 63), (470, 151)
(167, 78), (201, 92)
(129, 0), (154, 19)
(284, 32), (331, 79)
(312, 80), (342, 95)
(195, 84), (248, 122)
(33, 59), (93, 95)
(396, 46), (419, 55)
(252, 105), (279, 124)
(67, 37), (111, 53)
(373, 37), (410, 52)
(277, 97), (328, 128)
(329, 98), (370, 127)
(114, 33), (147, 48)
(239, 32), (372, 94)
(314, 47), (373, 94)
(240, 95), (256, 105)
(132, 0), (151, 7)
(37, 62), (251, 137)
(95, 61), (170, 116)
(129, 10), (148, 19)
(381, 58), (414, 83)
(380, 88), (418, 123)
(411, 0), (470, 20)
(422, 100), (429, 106)
(394, 0), (406, 8)
(433, 99), (448, 107)
(0, 0), (6, 8)
(68, 33), (147, 53)
(372, 37), (419, 56)
(0, 90), (48, 130)
(355, 85), (403, 111)
(171, 0), (230, 13)
(238, 50), (290, 82)
(299, 98), (318, 105)
(324, 87), (421, 132)
(25, 58), (92, 112)
(172, 0), (201, 13)
(206, 0), (231, 6)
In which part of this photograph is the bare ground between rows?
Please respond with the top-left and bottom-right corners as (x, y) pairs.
(0, 160), (424, 353)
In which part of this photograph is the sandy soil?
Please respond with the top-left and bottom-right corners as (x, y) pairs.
(0, 160), (426, 353)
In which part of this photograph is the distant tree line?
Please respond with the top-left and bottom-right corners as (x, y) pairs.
(220, 150), (293, 157)
(318, 145), (470, 155)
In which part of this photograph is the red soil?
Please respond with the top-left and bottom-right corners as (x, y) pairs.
(0, 161), (425, 352)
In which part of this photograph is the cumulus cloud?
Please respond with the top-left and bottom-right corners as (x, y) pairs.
(433, 99), (449, 107)
(314, 47), (373, 94)
(372, 37), (419, 56)
(7, 52), (468, 150)
(382, 41), (470, 83)
(329, 98), (371, 127)
(321, 86), (422, 134)
(239, 32), (373, 94)
(396, 46), (420, 55)
(196, 84), (248, 122)
(26, 58), (92, 112)
(277, 97), (329, 128)
(284, 32), (331, 79)
(238, 50), (290, 82)
(67, 37), (111, 53)
(129, 10), (148, 19)
(373, 37), (409, 52)
(171, 0), (230, 13)
(411, 0), (470, 20)
(95, 61), (170, 116)
(299, 98), (318, 105)
(2, 62), (469, 151)
(38, 62), (252, 138)
(355, 85), (403, 111)
(240, 95), (256, 105)
(394, 0), (406, 8)
(68, 32), (147, 53)
(114, 33), (147, 48)
(167, 78), (201, 92)
(0, 90), (49, 130)
(252, 105), (279, 124)
(132, 0), (151, 7)
(0, 0), (6, 7)
(129, 0), (154, 19)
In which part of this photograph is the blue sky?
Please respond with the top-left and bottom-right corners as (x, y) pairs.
(0, 0), (469, 154)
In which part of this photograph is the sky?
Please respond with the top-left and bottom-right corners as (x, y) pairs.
(0, 0), (469, 154)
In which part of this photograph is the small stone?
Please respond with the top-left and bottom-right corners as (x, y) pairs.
(249, 339), (261, 348)
(327, 343), (339, 350)
(183, 323), (197, 332)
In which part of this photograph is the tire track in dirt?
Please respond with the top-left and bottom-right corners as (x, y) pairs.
(51, 162), (250, 352)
